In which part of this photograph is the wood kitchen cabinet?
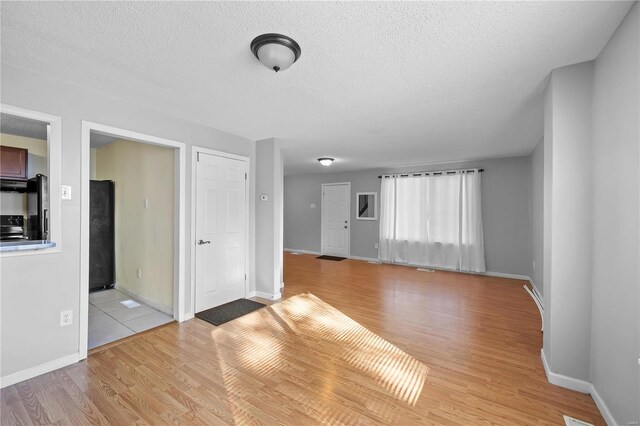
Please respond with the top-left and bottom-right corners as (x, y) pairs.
(0, 145), (28, 179)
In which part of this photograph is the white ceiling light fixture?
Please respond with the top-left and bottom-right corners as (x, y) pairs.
(318, 158), (334, 167)
(250, 33), (301, 72)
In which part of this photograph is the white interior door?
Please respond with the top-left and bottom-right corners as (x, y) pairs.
(195, 153), (247, 312)
(322, 183), (350, 257)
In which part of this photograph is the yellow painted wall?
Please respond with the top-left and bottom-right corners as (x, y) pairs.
(0, 133), (47, 156)
(0, 133), (48, 216)
(94, 139), (175, 310)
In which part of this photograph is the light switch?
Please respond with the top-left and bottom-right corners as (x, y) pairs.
(61, 185), (72, 200)
(310, 203), (316, 209)
(260, 194), (269, 202)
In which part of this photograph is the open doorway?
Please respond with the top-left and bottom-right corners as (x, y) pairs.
(81, 124), (186, 353)
(87, 134), (175, 348)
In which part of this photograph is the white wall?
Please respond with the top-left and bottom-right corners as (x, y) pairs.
(0, 64), (256, 380)
(530, 139), (544, 296)
(590, 3), (639, 424)
(255, 138), (283, 298)
(543, 61), (594, 382)
(284, 155), (533, 277)
(541, 5), (639, 423)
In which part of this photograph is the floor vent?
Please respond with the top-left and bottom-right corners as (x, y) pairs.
(120, 299), (141, 309)
(368, 261), (382, 264)
(416, 268), (435, 272)
(563, 415), (594, 426)
(289, 252), (303, 255)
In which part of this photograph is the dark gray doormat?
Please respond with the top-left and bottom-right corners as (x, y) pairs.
(195, 299), (266, 326)
(316, 255), (347, 261)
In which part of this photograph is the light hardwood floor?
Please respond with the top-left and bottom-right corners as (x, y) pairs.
(1, 253), (604, 425)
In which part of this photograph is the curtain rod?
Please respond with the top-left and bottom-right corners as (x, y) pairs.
(378, 169), (484, 178)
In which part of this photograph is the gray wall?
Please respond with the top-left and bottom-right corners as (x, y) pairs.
(543, 61), (594, 383)
(0, 64), (257, 378)
(255, 138), (284, 296)
(284, 155), (533, 276)
(530, 140), (544, 296)
(590, 3), (639, 423)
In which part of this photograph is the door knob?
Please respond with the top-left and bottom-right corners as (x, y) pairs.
(198, 240), (211, 245)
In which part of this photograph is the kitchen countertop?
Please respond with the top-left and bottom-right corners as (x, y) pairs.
(0, 240), (57, 252)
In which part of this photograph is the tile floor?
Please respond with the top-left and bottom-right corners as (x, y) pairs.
(88, 288), (173, 349)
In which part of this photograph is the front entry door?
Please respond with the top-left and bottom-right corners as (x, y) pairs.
(321, 183), (350, 257)
(195, 152), (247, 312)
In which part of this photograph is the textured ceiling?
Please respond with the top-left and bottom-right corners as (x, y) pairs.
(1, 2), (633, 175)
(90, 132), (120, 148)
(1, 113), (48, 140)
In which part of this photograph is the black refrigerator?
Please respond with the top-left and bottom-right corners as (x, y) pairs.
(27, 174), (49, 240)
(89, 180), (115, 291)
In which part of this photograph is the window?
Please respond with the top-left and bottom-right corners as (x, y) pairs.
(0, 104), (61, 254)
(378, 171), (485, 272)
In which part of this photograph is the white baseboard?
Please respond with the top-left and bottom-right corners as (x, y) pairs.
(481, 270), (531, 281)
(541, 349), (591, 393)
(541, 349), (618, 425)
(183, 313), (194, 321)
(1, 352), (80, 389)
(115, 285), (173, 316)
(589, 383), (618, 426)
(284, 248), (321, 255)
(349, 255), (380, 262)
(527, 278), (544, 301)
(255, 291), (281, 300)
(246, 291), (256, 298)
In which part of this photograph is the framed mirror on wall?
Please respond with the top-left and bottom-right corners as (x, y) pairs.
(356, 192), (377, 220)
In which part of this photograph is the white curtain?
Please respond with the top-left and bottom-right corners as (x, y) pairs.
(379, 170), (485, 272)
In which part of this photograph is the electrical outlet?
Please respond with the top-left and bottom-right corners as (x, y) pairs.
(374, 242), (379, 249)
(60, 310), (73, 327)
(144, 198), (149, 209)
(533, 261), (536, 270)
(61, 185), (72, 200)
(137, 268), (142, 278)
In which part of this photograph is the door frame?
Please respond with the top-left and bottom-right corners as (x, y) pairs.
(80, 121), (187, 359)
(320, 182), (351, 258)
(190, 146), (250, 315)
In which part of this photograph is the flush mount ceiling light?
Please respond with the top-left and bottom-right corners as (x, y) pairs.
(318, 158), (334, 166)
(250, 33), (301, 72)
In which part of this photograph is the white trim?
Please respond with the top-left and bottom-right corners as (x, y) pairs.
(80, 121), (187, 360)
(114, 285), (173, 316)
(0, 104), (62, 258)
(246, 291), (257, 298)
(349, 255), (380, 263)
(0, 353), (79, 389)
(320, 182), (351, 258)
(589, 383), (618, 426)
(255, 291), (281, 300)
(530, 281), (544, 303)
(376, 258), (533, 282)
(541, 349), (618, 425)
(541, 349), (591, 393)
(524, 285), (544, 331)
(284, 248), (321, 255)
(480, 270), (531, 281)
(190, 146), (251, 315)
